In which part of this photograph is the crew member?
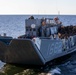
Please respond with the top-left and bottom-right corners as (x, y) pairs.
(38, 20), (46, 37)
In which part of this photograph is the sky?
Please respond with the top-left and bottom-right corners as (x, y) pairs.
(0, 0), (76, 15)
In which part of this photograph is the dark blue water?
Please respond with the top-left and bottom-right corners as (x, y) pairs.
(0, 15), (76, 75)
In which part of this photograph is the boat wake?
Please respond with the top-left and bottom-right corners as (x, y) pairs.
(0, 61), (5, 69)
(47, 67), (61, 75)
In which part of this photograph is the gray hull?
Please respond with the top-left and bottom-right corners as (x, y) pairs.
(0, 38), (76, 65)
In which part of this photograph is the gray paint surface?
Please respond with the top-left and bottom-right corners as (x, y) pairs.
(40, 39), (62, 62)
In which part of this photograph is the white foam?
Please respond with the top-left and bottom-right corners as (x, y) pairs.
(0, 61), (5, 69)
(47, 67), (61, 75)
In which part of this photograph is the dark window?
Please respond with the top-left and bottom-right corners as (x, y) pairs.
(33, 29), (36, 31)
(30, 28), (32, 31)
(26, 28), (29, 31)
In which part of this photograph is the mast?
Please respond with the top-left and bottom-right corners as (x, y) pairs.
(58, 11), (60, 15)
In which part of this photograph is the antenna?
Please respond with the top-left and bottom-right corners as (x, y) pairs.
(58, 11), (60, 15)
(56, 0), (60, 16)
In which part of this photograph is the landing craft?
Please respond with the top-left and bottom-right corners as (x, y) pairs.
(0, 16), (76, 66)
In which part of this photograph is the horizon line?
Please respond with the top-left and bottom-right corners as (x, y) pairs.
(0, 14), (76, 15)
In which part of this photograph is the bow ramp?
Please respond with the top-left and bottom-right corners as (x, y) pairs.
(0, 39), (46, 65)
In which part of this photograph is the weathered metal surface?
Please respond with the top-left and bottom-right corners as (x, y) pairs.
(0, 39), (45, 65)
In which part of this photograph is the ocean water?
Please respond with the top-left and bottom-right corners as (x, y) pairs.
(0, 15), (76, 75)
